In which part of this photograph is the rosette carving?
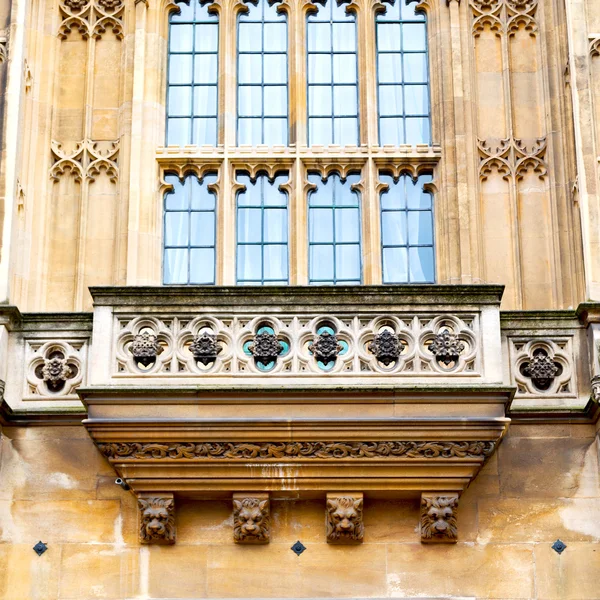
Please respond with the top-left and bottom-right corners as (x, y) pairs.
(368, 330), (403, 366)
(132, 332), (163, 368)
(428, 329), (466, 367)
(310, 331), (343, 363)
(248, 331), (284, 367)
(190, 332), (223, 366)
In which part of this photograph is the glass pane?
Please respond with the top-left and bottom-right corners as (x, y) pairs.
(404, 85), (429, 115)
(190, 211), (216, 246)
(377, 24), (401, 52)
(165, 212), (189, 246)
(336, 245), (360, 280)
(382, 210), (407, 246)
(164, 248), (188, 284)
(168, 87), (192, 116)
(194, 55), (218, 83)
(378, 53), (402, 84)
(380, 179), (405, 209)
(308, 23), (331, 51)
(171, 1), (194, 22)
(308, 54), (331, 83)
(165, 177), (186, 210)
(263, 118), (287, 145)
(402, 1), (424, 20)
(308, 176), (333, 206)
(264, 86), (287, 116)
(195, 23), (218, 52)
(309, 87), (332, 116)
(238, 86), (262, 117)
(239, 54), (262, 84)
(263, 55), (287, 84)
(237, 175), (261, 205)
(237, 208), (262, 243)
(192, 118), (217, 145)
(409, 246), (434, 282)
(238, 23), (262, 51)
(403, 24), (426, 51)
(407, 179), (431, 209)
(309, 118), (333, 146)
(191, 178), (216, 209)
(408, 211), (433, 245)
(331, 1), (349, 19)
(264, 23), (286, 51)
(309, 208), (334, 242)
(264, 209), (287, 242)
(333, 54), (357, 83)
(383, 247), (408, 283)
(335, 208), (360, 243)
(237, 245), (262, 281)
(169, 55), (193, 84)
(333, 86), (357, 116)
(190, 248), (215, 284)
(378, 1), (400, 21)
(333, 118), (358, 145)
(264, 177), (288, 205)
(170, 24), (193, 52)
(379, 117), (404, 145)
(167, 118), (191, 145)
(379, 85), (403, 116)
(336, 178), (359, 206)
(332, 23), (356, 51)
(193, 86), (217, 115)
(197, 2), (218, 21)
(263, 244), (288, 281)
(310, 245), (334, 281)
(405, 117), (430, 144)
(404, 53), (428, 83)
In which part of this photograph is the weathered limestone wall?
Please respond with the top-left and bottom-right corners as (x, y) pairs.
(0, 422), (598, 599)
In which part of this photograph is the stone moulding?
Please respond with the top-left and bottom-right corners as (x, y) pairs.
(82, 385), (511, 495)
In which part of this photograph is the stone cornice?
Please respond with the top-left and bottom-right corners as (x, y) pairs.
(88, 284), (505, 308)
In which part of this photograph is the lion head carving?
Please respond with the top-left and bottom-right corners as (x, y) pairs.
(233, 496), (270, 544)
(138, 496), (176, 544)
(326, 496), (364, 543)
(420, 495), (458, 543)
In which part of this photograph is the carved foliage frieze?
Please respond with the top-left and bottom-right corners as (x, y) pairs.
(50, 139), (119, 183)
(420, 494), (459, 543)
(326, 494), (364, 544)
(112, 313), (481, 377)
(26, 340), (85, 398)
(233, 494), (270, 544)
(509, 337), (574, 396)
(98, 440), (497, 461)
(138, 495), (176, 545)
(59, 0), (124, 40)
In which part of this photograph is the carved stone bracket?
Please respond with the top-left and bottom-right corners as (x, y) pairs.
(138, 493), (176, 545)
(233, 493), (270, 544)
(420, 493), (459, 543)
(326, 493), (364, 544)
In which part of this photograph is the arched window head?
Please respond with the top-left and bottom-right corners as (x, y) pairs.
(376, 0), (430, 145)
(237, 0), (289, 146)
(167, 0), (219, 146)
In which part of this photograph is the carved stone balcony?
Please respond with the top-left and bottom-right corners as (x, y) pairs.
(80, 285), (512, 497)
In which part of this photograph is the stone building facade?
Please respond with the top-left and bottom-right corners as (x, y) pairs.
(0, 0), (599, 597)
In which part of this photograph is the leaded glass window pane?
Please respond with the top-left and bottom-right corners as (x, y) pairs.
(307, 1), (359, 146)
(237, 0), (288, 146)
(380, 173), (435, 283)
(163, 173), (218, 284)
(167, 1), (219, 146)
(376, 1), (431, 145)
(236, 172), (290, 284)
(308, 173), (362, 284)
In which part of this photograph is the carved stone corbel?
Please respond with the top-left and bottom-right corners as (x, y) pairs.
(420, 493), (458, 543)
(138, 493), (176, 545)
(233, 493), (270, 544)
(326, 493), (364, 544)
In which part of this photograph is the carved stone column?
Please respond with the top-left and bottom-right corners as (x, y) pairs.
(138, 493), (176, 545)
(232, 493), (270, 544)
(420, 493), (459, 543)
(325, 493), (364, 544)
